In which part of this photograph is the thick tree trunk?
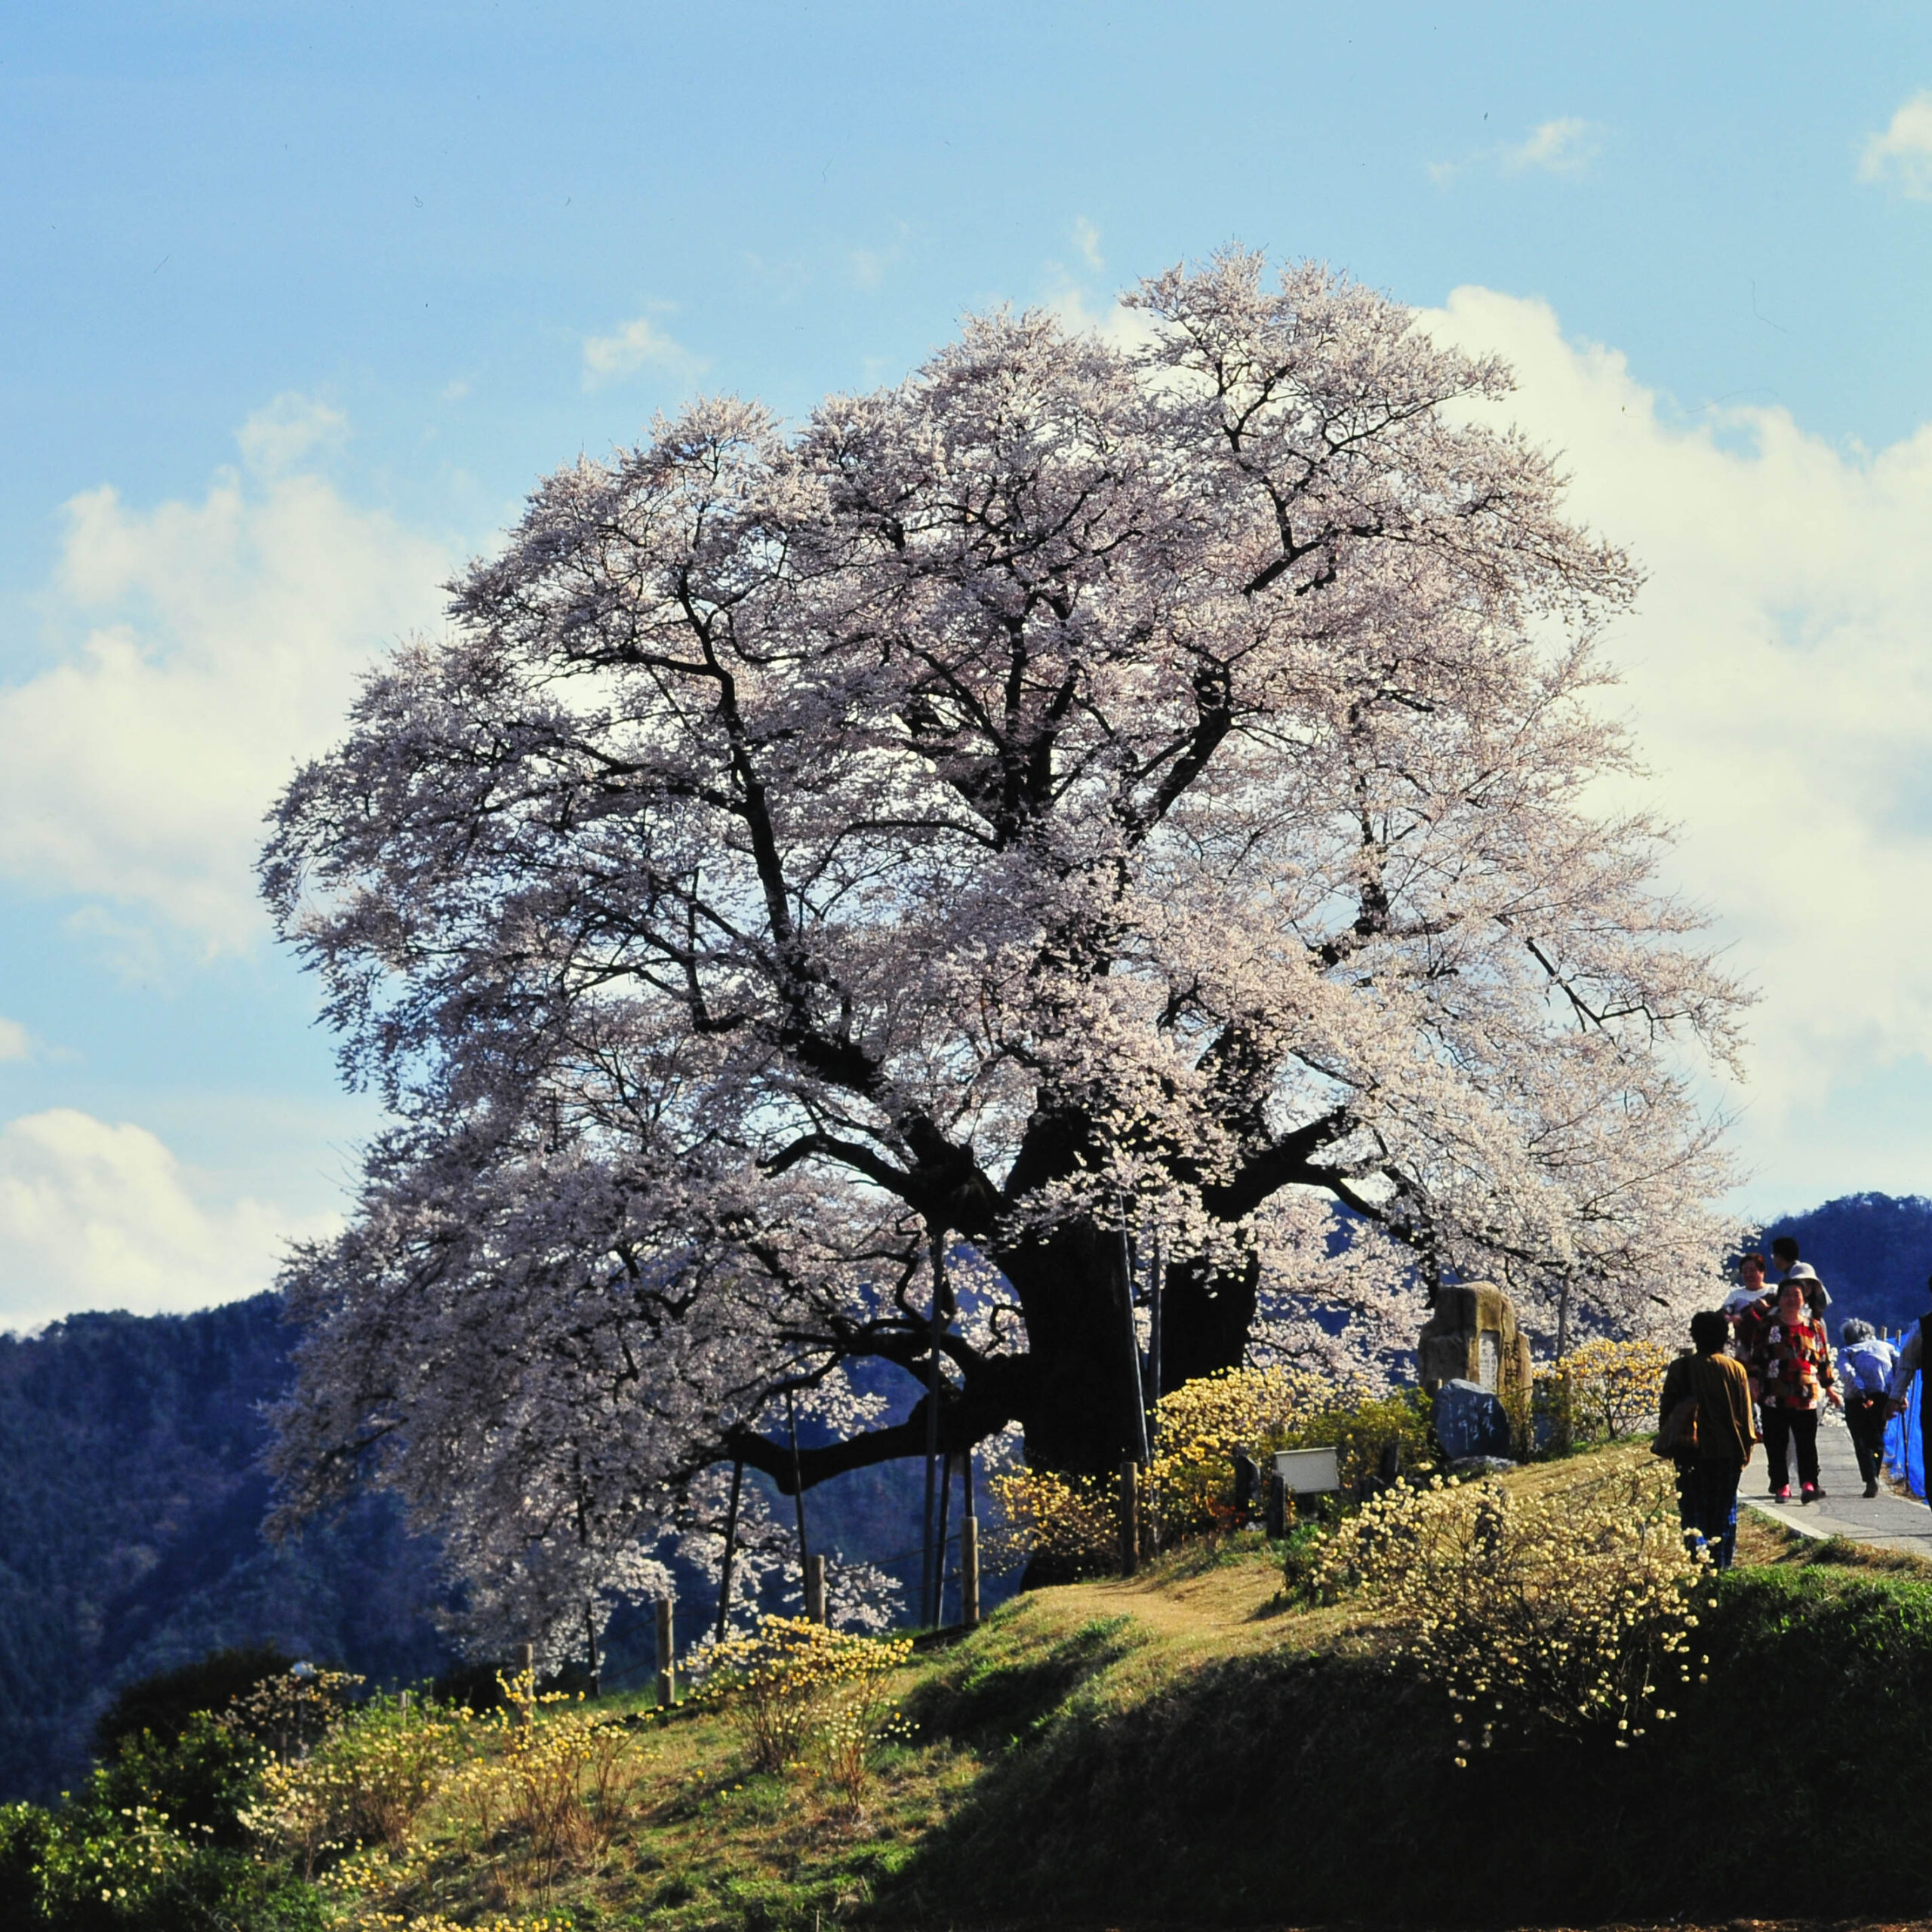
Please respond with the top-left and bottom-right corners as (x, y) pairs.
(1002, 1222), (1143, 1477)
(1001, 1223), (1257, 1475)
(1155, 1247), (1261, 1396)
(735, 1221), (1259, 1500)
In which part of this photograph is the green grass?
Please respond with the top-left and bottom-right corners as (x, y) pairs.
(339, 1463), (1932, 1927)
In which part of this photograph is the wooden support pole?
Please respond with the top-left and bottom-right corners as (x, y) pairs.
(961, 1512), (980, 1627)
(786, 1393), (810, 1586)
(934, 1451), (955, 1626)
(805, 1552), (827, 1624)
(1117, 1211), (1150, 1466)
(715, 1456), (744, 1642)
(921, 1232), (948, 1627)
(1118, 1458), (1139, 1577)
(655, 1595), (676, 1709)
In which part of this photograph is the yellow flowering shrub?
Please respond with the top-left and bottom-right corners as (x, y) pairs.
(700, 1615), (913, 1803)
(242, 1690), (466, 1880)
(984, 1466), (1121, 1576)
(1536, 1338), (1672, 1447)
(347, 1916), (568, 1932)
(990, 1367), (1431, 1573)
(1311, 1463), (1711, 1764)
(1146, 1364), (1343, 1537)
(242, 1664), (633, 1907)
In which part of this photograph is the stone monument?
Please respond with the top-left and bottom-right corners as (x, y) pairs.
(1417, 1281), (1533, 1459)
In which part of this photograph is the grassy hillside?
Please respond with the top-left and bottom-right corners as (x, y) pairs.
(257, 1443), (1932, 1930)
(18, 1440), (1932, 1928)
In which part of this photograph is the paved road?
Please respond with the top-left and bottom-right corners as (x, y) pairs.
(1749, 1407), (1932, 1556)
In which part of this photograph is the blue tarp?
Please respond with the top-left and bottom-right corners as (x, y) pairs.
(1884, 1370), (1924, 1497)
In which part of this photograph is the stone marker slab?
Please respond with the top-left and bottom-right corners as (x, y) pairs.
(1434, 1378), (1512, 1461)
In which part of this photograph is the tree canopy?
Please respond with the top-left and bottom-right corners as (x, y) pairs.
(263, 251), (1744, 1641)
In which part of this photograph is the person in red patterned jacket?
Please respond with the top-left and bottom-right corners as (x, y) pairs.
(1748, 1277), (1843, 1502)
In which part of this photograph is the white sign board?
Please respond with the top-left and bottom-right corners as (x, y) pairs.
(1272, 1446), (1340, 1495)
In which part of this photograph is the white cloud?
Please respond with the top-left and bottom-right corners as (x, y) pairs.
(0, 1108), (335, 1331)
(1859, 91), (1932, 198)
(1431, 116), (1604, 185)
(580, 314), (703, 387)
(0, 1019), (31, 1062)
(0, 441), (448, 950)
(1419, 286), (1932, 1204)
(1072, 217), (1103, 270)
(1503, 116), (1601, 174)
(235, 392), (349, 474)
(1043, 285), (1162, 356)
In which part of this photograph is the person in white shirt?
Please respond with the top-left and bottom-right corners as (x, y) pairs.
(1838, 1318), (1897, 1498)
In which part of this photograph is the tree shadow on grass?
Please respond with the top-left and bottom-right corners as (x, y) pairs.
(881, 1571), (1932, 1928)
(906, 1616), (1137, 1753)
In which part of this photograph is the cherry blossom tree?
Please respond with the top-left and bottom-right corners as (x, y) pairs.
(263, 251), (1744, 1621)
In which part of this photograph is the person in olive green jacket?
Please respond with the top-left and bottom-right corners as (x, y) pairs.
(1659, 1309), (1756, 1569)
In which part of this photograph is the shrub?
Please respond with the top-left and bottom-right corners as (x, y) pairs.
(1534, 1337), (1672, 1448)
(990, 1369), (1434, 1574)
(700, 1614), (914, 1804)
(222, 1664), (365, 1762)
(2, 1764), (326, 1931)
(242, 1690), (469, 1881)
(93, 1644), (295, 1760)
(1312, 1463), (1709, 1763)
(94, 1711), (265, 1848)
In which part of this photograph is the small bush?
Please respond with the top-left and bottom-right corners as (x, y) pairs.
(95, 1711), (265, 1848)
(700, 1615), (913, 1806)
(92, 1643), (295, 1759)
(1534, 1337), (1672, 1448)
(1312, 1463), (1707, 1761)
(2, 1758), (326, 1932)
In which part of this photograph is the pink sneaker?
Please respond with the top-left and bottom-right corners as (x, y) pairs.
(1774, 1485), (1791, 1501)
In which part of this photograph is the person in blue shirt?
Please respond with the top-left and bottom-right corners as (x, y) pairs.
(1838, 1318), (1897, 1498)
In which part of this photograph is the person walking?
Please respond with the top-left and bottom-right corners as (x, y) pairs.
(1724, 1253), (1777, 1375)
(1838, 1319), (1897, 1498)
(1749, 1277), (1841, 1502)
(1659, 1309), (1755, 1567)
(1770, 1236), (1832, 1320)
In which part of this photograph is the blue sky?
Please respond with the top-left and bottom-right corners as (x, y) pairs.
(6, 2), (1932, 1325)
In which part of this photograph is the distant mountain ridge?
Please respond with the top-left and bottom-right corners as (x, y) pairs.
(0, 1294), (456, 1801)
(1749, 1192), (1932, 1335)
(0, 1294), (969, 1804)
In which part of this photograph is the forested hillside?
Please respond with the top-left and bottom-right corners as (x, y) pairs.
(1752, 1192), (1932, 1333)
(0, 1295), (455, 1801)
(0, 1297), (978, 1804)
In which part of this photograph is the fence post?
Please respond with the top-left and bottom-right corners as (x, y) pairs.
(1118, 1457), (1139, 1576)
(805, 1552), (827, 1624)
(517, 1643), (534, 1729)
(961, 1512), (980, 1627)
(1265, 1469), (1287, 1539)
(655, 1595), (676, 1709)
